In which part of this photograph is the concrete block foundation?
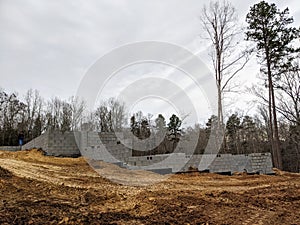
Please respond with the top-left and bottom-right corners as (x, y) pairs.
(21, 131), (274, 175)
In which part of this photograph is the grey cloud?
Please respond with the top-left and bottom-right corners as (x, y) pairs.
(0, 0), (299, 115)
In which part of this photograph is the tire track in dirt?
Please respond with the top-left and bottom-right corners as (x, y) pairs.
(0, 159), (107, 188)
(242, 207), (275, 225)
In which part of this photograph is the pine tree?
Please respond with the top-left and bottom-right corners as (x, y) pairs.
(245, 1), (300, 169)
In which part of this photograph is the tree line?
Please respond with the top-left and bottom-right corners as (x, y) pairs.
(0, 89), (83, 145)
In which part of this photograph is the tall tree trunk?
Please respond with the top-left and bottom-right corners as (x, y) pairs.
(217, 86), (223, 127)
(270, 78), (283, 169)
(267, 57), (283, 169)
(268, 75), (276, 167)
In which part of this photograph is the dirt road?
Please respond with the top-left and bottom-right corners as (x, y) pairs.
(0, 149), (299, 224)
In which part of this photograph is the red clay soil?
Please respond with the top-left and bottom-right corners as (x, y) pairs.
(0, 149), (299, 225)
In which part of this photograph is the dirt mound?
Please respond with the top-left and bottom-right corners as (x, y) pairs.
(0, 148), (45, 158)
(0, 149), (299, 224)
(0, 166), (12, 178)
(0, 148), (87, 166)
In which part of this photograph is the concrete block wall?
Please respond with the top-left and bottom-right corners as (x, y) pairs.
(127, 153), (273, 174)
(22, 131), (49, 151)
(209, 154), (237, 173)
(81, 145), (120, 163)
(179, 154), (238, 172)
(98, 132), (132, 162)
(127, 153), (188, 173)
(127, 154), (169, 167)
(82, 144), (132, 163)
(197, 155), (217, 171)
(127, 153), (274, 174)
(246, 153), (273, 174)
(207, 153), (273, 174)
(0, 146), (21, 151)
(84, 131), (102, 146)
(233, 155), (250, 172)
(182, 155), (202, 171)
(21, 131), (132, 158)
(80, 132), (132, 163)
(20, 130), (274, 175)
(22, 131), (80, 157)
(46, 131), (81, 157)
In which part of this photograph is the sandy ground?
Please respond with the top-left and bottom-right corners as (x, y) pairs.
(0, 149), (299, 225)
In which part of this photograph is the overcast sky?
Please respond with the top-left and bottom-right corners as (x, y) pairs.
(1, 0), (299, 124)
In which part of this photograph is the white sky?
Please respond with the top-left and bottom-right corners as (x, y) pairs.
(0, 0), (299, 125)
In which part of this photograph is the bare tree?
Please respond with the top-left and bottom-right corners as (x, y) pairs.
(95, 104), (109, 132)
(276, 68), (300, 125)
(69, 96), (85, 131)
(200, 0), (251, 127)
(276, 64), (300, 172)
(24, 89), (44, 139)
(47, 97), (63, 130)
(107, 98), (126, 131)
(95, 98), (126, 132)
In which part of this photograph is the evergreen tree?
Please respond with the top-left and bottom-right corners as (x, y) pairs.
(245, 1), (300, 169)
(167, 114), (182, 137)
(155, 114), (166, 134)
(226, 114), (241, 154)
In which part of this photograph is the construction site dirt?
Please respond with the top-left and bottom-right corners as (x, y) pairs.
(0, 149), (299, 225)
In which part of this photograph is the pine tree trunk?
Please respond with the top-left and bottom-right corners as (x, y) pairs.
(268, 77), (276, 167)
(270, 78), (283, 169)
(267, 58), (283, 170)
